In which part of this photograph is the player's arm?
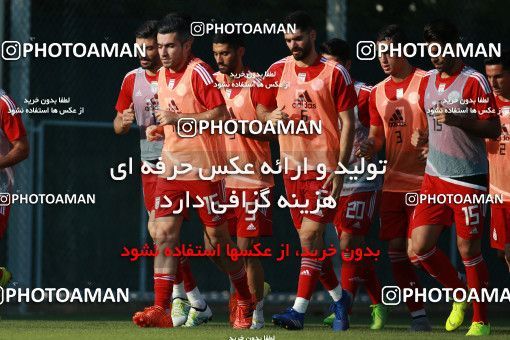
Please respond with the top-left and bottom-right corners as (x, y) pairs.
(325, 65), (357, 198)
(357, 89), (385, 159)
(113, 103), (135, 135)
(442, 115), (501, 139)
(0, 136), (29, 169)
(155, 104), (228, 125)
(338, 108), (356, 164)
(114, 73), (135, 135)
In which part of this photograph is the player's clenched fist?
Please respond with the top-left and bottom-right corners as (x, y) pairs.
(356, 137), (375, 160)
(266, 106), (289, 125)
(433, 102), (459, 126)
(122, 103), (135, 128)
(146, 125), (164, 141)
(155, 109), (178, 126)
(411, 128), (428, 148)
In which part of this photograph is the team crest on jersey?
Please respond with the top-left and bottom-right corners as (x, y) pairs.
(225, 88), (232, 99)
(388, 107), (407, 127)
(168, 79), (175, 90)
(493, 227), (498, 241)
(150, 81), (158, 95)
(501, 106), (510, 117)
(293, 90), (316, 109)
(155, 197), (160, 210)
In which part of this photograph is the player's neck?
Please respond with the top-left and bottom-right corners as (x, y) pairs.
(145, 67), (158, 77)
(295, 49), (318, 68)
(168, 54), (191, 73)
(498, 94), (510, 102)
(390, 62), (413, 83)
(226, 63), (245, 83)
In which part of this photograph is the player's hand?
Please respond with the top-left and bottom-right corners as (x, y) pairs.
(122, 103), (135, 128)
(146, 125), (164, 141)
(266, 106), (289, 125)
(418, 146), (428, 162)
(323, 171), (344, 200)
(356, 137), (375, 160)
(155, 109), (178, 126)
(434, 102), (459, 126)
(411, 128), (428, 148)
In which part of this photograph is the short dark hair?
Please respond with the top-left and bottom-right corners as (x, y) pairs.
(376, 24), (408, 45)
(283, 10), (315, 32)
(485, 50), (510, 72)
(212, 33), (245, 49)
(135, 20), (158, 39)
(320, 38), (350, 63)
(157, 12), (192, 42)
(423, 19), (459, 45)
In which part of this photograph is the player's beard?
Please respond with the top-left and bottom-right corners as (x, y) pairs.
(140, 58), (154, 70)
(292, 43), (312, 61)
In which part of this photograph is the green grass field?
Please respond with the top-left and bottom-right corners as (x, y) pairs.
(0, 314), (509, 340)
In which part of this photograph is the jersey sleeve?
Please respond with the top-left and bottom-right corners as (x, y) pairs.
(369, 87), (383, 126)
(253, 62), (284, 110)
(192, 63), (225, 110)
(0, 97), (26, 142)
(418, 74), (430, 113)
(115, 72), (135, 114)
(463, 74), (498, 120)
(357, 85), (372, 128)
(331, 64), (357, 112)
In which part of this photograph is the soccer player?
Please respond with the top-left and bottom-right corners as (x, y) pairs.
(357, 24), (432, 331)
(212, 33), (274, 329)
(0, 90), (29, 287)
(256, 11), (356, 331)
(134, 13), (254, 329)
(114, 20), (208, 328)
(319, 38), (387, 330)
(411, 20), (500, 336)
(485, 50), (510, 272)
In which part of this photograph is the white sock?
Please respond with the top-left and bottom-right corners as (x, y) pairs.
(172, 282), (186, 300)
(253, 300), (264, 322)
(328, 284), (343, 302)
(292, 297), (309, 314)
(187, 287), (206, 309)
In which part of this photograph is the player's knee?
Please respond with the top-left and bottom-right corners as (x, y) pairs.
(411, 240), (432, 256)
(299, 229), (322, 245)
(457, 239), (480, 258)
(154, 229), (179, 246)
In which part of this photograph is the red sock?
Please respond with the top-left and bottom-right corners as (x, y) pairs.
(229, 267), (252, 304)
(463, 254), (489, 323)
(319, 255), (339, 290)
(179, 257), (197, 292)
(341, 251), (361, 299)
(154, 273), (174, 309)
(389, 249), (425, 314)
(416, 247), (466, 292)
(362, 256), (382, 304)
(296, 258), (322, 300)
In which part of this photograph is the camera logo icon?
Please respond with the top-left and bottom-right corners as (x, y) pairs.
(382, 286), (401, 306)
(177, 118), (198, 138)
(190, 22), (206, 37)
(1, 41), (21, 61)
(0, 193), (11, 207)
(356, 41), (377, 61)
(405, 192), (419, 206)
